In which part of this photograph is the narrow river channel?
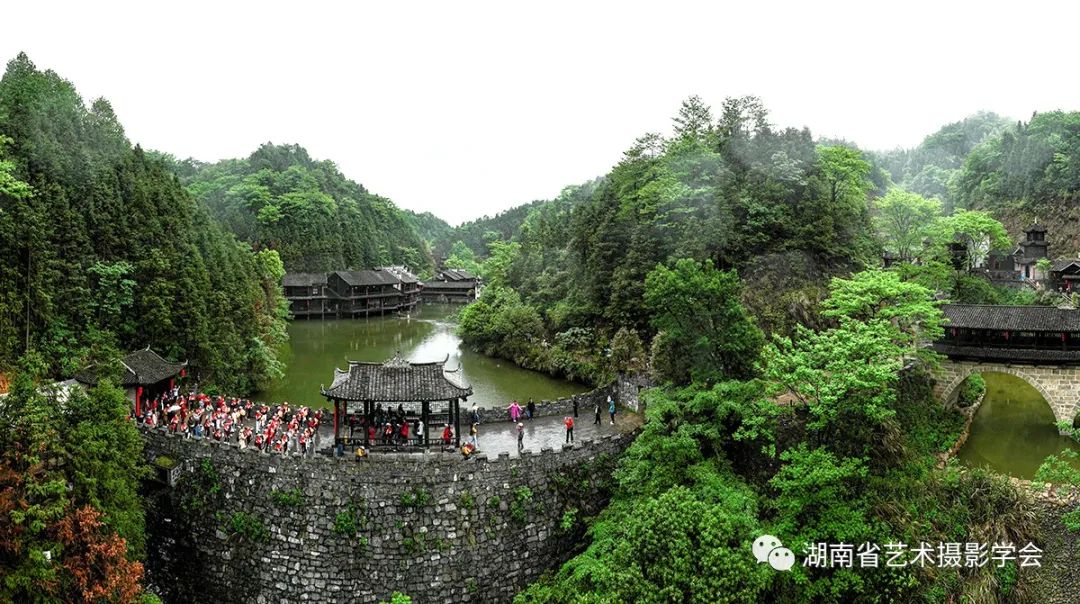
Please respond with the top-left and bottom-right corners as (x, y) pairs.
(956, 372), (1080, 479)
(255, 303), (589, 410)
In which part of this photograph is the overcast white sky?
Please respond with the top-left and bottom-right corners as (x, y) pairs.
(3, 1), (1076, 224)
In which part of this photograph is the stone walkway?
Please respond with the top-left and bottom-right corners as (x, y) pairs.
(469, 411), (642, 456)
(194, 405), (642, 458)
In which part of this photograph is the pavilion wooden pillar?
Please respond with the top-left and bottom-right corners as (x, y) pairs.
(422, 401), (430, 448)
(333, 399), (340, 445)
(364, 400), (372, 445)
(453, 398), (461, 447)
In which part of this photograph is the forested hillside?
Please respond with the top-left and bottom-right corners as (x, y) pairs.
(172, 143), (434, 275)
(499, 99), (1046, 602)
(953, 111), (1080, 255)
(432, 197), (564, 261)
(404, 209), (453, 252)
(873, 112), (1011, 204)
(0, 53), (287, 392)
(459, 96), (879, 382)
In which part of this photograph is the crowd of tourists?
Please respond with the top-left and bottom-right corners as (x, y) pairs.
(138, 388), (325, 456)
(138, 388), (620, 459)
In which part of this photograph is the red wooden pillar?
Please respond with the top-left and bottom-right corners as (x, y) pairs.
(333, 399), (340, 443)
(135, 386), (143, 418)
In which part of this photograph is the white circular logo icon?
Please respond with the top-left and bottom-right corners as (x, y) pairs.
(753, 534), (794, 571)
(753, 534), (781, 563)
(769, 546), (795, 571)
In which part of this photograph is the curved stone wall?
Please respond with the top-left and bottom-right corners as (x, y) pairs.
(142, 426), (631, 603)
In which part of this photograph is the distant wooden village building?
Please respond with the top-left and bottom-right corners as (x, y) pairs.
(1051, 259), (1080, 292)
(282, 273), (335, 318)
(1014, 222), (1049, 281)
(320, 355), (473, 451)
(282, 267), (421, 319)
(419, 269), (480, 303)
(75, 348), (187, 416)
(983, 222), (1053, 285)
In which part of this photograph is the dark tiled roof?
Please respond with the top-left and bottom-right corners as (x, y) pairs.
(1052, 259), (1080, 272)
(321, 356), (472, 402)
(421, 281), (474, 290)
(942, 304), (1080, 331)
(282, 273), (328, 287)
(335, 270), (399, 287)
(76, 348), (187, 387)
(932, 343), (1080, 364)
(439, 269), (476, 281)
(1027, 222), (1047, 233)
(379, 266), (419, 284)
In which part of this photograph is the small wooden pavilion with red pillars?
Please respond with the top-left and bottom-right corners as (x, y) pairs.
(321, 355), (472, 450)
(75, 347), (187, 416)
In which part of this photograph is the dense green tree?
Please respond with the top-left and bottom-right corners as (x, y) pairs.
(0, 359), (148, 602)
(0, 53), (286, 392)
(872, 112), (1010, 208)
(445, 240), (483, 276)
(820, 270), (944, 356)
(925, 209), (1010, 271)
(64, 380), (148, 557)
(644, 259), (763, 384)
(955, 111), (1080, 209)
(872, 189), (942, 262)
(457, 97), (878, 383)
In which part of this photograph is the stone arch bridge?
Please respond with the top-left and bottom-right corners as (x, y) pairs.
(932, 303), (1080, 433)
(932, 360), (1079, 431)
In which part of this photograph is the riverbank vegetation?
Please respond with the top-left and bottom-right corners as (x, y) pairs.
(516, 270), (1031, 603)
(460, 96), (879, 383)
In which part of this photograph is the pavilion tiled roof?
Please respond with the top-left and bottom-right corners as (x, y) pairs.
(321, 355), (473, 402)
(75, 348), (187, 387)
(942, 304), (1080, 332)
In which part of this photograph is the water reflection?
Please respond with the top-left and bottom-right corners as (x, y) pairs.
(256, 304), (589, 409)
(956, 372), (1080, 479)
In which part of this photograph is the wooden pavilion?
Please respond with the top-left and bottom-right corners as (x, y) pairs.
(74, 347), (187, 416)
(320, 355), (473, 450)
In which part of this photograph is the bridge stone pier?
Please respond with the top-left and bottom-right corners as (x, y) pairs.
(932, 360), (1080, 433)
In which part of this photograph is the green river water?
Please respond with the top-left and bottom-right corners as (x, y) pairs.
(255, 304), (588, 410)
(956, 372), (1080, 479)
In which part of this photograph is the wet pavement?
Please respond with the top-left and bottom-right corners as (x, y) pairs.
(468, 411), (642, 456)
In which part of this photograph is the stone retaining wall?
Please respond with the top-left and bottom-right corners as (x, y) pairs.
(142, 426), (632, 604)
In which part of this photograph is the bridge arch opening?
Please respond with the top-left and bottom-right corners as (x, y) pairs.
(939, 367), (1061, 427)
